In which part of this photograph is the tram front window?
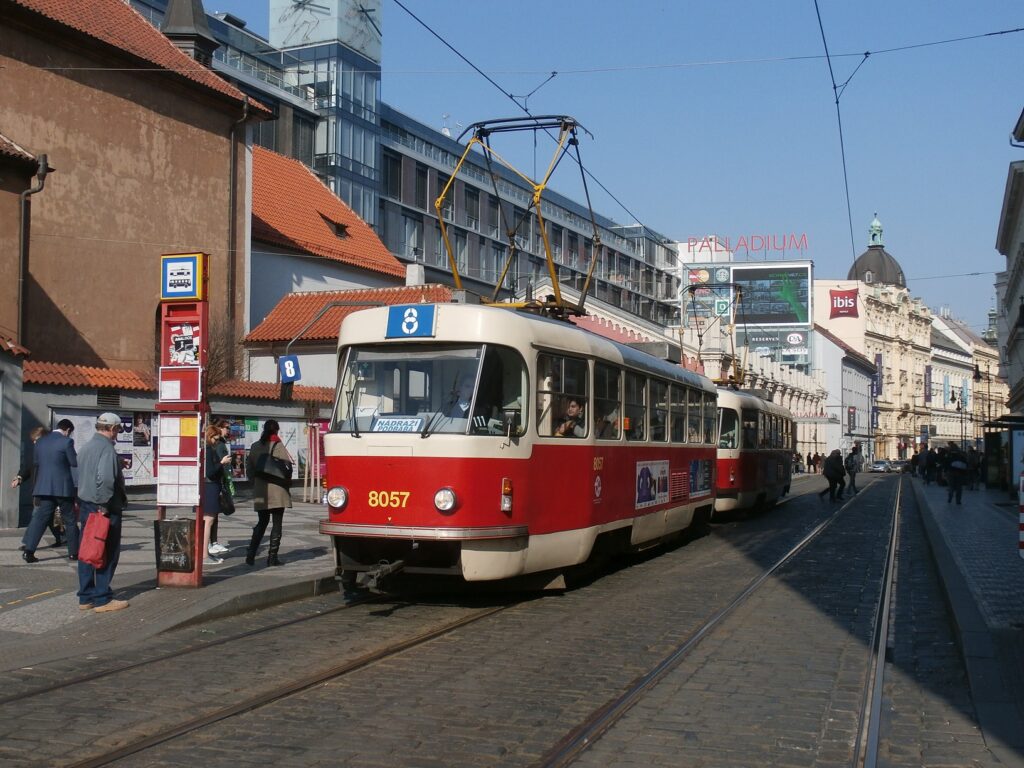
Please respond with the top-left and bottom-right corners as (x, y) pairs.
(332, 344), (527, 436)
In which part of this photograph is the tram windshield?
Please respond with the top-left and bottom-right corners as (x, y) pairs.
(332, 343), (527, 436)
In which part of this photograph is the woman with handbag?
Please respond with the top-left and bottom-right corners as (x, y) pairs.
(244, 419), (293, 566)
(203, 422), (232, 565)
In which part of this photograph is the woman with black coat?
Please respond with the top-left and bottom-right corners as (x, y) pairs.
(817, 449), (847, 503)
(244, 419), (293, 566)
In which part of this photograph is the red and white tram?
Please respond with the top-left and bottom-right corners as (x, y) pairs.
(319, 301), (718, 586)
(714, 388), (794, 517)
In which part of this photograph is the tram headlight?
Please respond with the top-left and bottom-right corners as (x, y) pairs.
(326, 486), (349, 510)
(434, 487), (457, 512)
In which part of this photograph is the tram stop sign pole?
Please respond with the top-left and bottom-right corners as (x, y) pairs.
(154, 253), (210, 587)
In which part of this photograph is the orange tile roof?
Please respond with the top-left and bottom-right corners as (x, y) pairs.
(247, 284), (454, 344)
(0, 334), (30, 357)
(8, 0), (254, 109)
(252, 146), (405, 278)
(0, 132), (35, 165)
(24, 360), (156, 391)
(210, 379), (333, 404)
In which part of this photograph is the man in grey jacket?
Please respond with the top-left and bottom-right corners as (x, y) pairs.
(76, 413), (128, 612)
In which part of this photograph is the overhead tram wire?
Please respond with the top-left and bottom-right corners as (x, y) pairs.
(18, 24), (1024, 75)
(813, 0), (859, 263)
(390, 0), (650, 239)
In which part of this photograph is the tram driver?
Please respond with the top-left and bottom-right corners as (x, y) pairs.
(554, 396), (586, 438)
(445, 374), (476, 418)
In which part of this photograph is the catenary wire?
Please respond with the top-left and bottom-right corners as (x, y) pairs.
(813, 0), (858, 263)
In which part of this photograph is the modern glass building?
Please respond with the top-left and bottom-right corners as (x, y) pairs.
(134, 0), (680, 325)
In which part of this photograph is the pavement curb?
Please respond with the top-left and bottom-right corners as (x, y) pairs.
(163, 573), (341, 631)
(910, 478), (1024, 766)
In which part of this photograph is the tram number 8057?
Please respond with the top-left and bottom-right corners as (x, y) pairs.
(368, 491), (411, 508)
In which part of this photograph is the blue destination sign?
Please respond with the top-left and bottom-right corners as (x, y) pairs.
(386, 305), (436, 339)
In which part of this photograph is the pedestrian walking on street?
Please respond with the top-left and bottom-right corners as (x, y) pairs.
(844, 445), (864, 496)
(245, 420), (293, 567)
(946, 444), (969, 505)
(76, 413), (129, 612)
(202, 422), (232, 564)
(966, 446), (981, 491)
(14, 422), (78, 562)
(818, 449), (846, 503)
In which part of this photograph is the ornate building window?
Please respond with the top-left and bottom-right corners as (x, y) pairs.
(864, 270), (874, 284)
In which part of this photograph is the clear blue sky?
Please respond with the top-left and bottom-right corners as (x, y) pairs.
(209, 1), (1023, 335)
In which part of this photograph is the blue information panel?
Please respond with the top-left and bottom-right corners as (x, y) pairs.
(161, 253), (204, 301)
(385, 305), (436, 339)
(279, 355), (301, 383)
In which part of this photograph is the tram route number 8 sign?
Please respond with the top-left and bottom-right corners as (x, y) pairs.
(279, 355), (301, 383)
(386, 305), (437, 339)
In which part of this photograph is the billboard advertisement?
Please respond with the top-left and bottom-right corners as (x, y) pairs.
(680, 264), (734, 328)
(731, 263), (811, 326)
(737, 327), (811, 365)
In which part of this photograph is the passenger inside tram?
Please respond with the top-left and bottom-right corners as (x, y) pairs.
(554, 396), (586, 438)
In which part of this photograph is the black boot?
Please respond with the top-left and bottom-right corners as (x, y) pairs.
(267, 531), (283, 566)
(245, 529), (260, 566)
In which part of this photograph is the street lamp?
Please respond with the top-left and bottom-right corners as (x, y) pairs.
(973, 364), (984, 447)
(950, 385), (968, 451)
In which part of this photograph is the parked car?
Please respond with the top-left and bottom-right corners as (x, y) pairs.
(869, 459), (892, 473)
(891, 459), (911, 473)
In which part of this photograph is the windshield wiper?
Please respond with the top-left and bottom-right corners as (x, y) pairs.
(346, 389), (361, 438)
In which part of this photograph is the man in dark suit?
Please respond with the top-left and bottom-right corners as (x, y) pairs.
(18, 419), (78, 562)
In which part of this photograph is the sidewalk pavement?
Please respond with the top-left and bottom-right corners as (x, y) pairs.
(910, 475), (1024, 766)
(0, 492), (338, 671)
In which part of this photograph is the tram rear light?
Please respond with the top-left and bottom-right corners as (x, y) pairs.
(326, 486), (348, 510)
(729, 467), (736, 485)
(500, 477), (513, 513)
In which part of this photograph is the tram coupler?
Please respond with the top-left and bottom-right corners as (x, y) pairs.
(358, 559), (407, 592)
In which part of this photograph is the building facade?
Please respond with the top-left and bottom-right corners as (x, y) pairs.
(814, 217), (932, 460)
(995, 109), (1024, 413)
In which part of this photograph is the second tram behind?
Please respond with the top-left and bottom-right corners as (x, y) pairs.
(319, 302), (719, 586)
(714, 388), (794, 516)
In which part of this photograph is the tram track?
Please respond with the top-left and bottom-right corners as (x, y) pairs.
(535, 477), (905, 768)
(0, 591), (386, 706)
(66, 603), (511, 768)
(1, 477), (924, 767)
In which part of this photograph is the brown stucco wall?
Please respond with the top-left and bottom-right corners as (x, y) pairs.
(0, 162), (32, 341)
(0, 20), (248, 371)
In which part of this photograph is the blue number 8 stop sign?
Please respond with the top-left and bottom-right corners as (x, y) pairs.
(279, 355), (301, 383)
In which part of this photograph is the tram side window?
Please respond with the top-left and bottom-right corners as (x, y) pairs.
(758, 412), (768, 448)
(624, 372), (646, 441)
(479, 345), (528, 435)
(686, 387), (702, 443)
(703, 392), (716, 444)
(594, 363), (621, 440)
(536, 353), (588, 438)
(741, 408), (758, 449)
(669, 385), (686, 443)
(650, 380), (668, 442)
(719, 408), (739, 449)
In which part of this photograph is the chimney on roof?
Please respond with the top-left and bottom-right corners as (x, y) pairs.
(162, 0), (219, 68)
(406, 264), (426, 286)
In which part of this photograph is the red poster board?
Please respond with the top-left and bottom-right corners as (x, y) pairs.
(158, 366), (202, 404)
